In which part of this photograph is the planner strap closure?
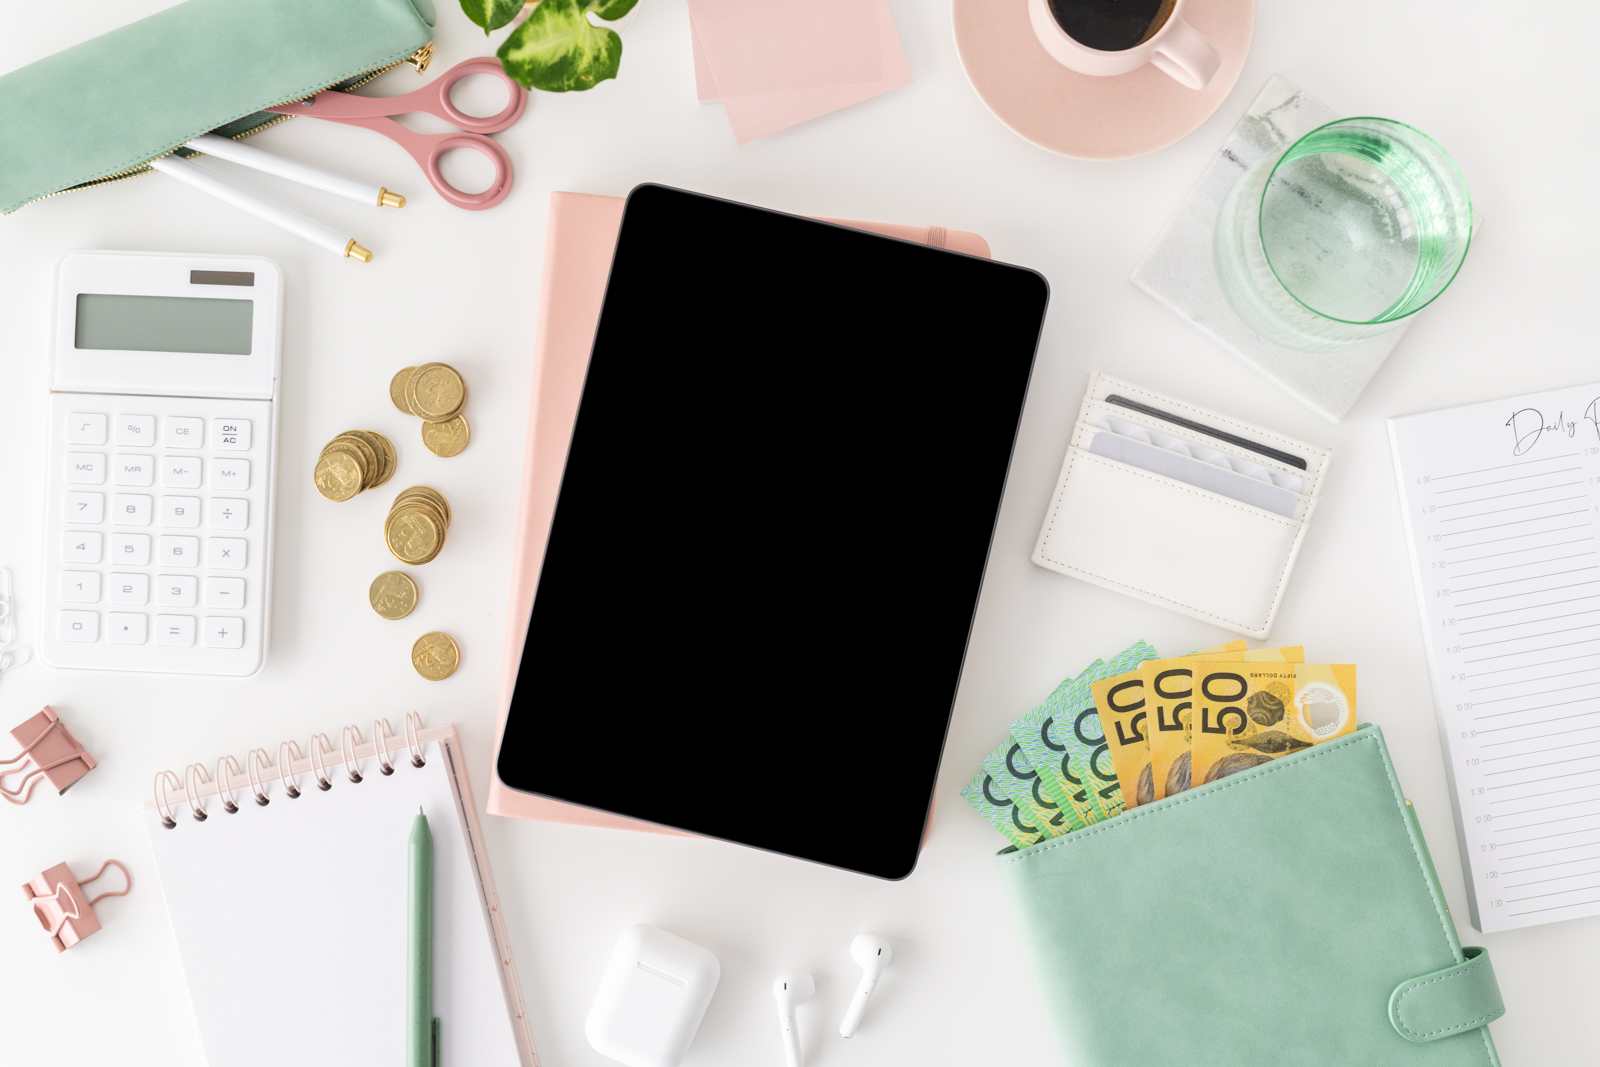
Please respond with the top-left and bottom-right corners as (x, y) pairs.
(1389, 946), (1505, 1043)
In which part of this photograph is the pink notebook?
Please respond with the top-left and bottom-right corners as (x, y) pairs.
(486, 192), (990, 834)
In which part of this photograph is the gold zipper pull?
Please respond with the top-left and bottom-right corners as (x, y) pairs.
(407, 43), (435, 74)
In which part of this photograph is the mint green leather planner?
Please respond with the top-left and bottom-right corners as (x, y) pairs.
(999, 725), (1504, 1066)
(0, 0), (436, 215)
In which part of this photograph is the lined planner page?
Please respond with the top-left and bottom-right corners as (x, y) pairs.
(1391, 382), (1600, 932)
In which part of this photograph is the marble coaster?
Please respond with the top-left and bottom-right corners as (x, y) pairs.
(1131, 74), (1452, 424)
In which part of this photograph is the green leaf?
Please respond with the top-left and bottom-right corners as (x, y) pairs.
(458, 0), (524, 34)
(498, 0), (624, 92)
(585, 0), (639, 20)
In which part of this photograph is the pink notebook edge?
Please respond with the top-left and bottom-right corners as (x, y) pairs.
(486, 191), (987, 839)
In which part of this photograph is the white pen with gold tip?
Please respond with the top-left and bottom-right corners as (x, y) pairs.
(148, 153), (374, 262)
(184, 133), (406, 209)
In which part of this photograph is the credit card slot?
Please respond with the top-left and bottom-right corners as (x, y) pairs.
(1033, 446), (1309, 638)
(1068, 421), (1317, 523)
(1103, 393), (1307, 470)
(1080, 399), (1315, 492)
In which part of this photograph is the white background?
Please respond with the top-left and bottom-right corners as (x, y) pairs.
(1, 1), (1595, 1063)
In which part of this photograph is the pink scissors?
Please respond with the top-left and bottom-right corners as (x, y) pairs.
(267, 57), (527, 211)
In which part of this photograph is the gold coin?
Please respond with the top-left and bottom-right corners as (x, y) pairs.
(411, 631), (460, 681)
(406, 363), (467, 422)
(385, 505), (443, 564)
(390, 367), (417, 415)
(368, 570), (418, 620)
(330, 432), (381, 489)
(313, 451), (364, 501)
(421, 414), (470, 458)
(392, 485), (451, 528)
(354, 430), (396, 488)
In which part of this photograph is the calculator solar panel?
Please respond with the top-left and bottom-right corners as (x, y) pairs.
(496, 185), (1049, 879)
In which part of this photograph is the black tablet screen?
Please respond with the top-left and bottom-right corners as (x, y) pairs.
(497, 185), (1049, 879)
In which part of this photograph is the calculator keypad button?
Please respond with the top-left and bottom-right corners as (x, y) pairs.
(66, 453), (106, 484)
(205, 577), (246, 610)
(210, 459), (250, 491)
(207, 538), (247, 570)
(63, 532), (103, 564)
(60, 571), (101, 603)
(163, 417), (204, 449)
(114, 454), (154, 486)
(161, 496), (202, 528)
(64, 492), (104, 524)
(158, 575), (198, 608)
(67, 413), (107, 445)
(209, 498), (248, 530)
(213, 419), (251, 451)
(115, 415), (155, 446)
(203, 617), (245, 649)
(110, 574), (150, 605)
(59, 610), (99, 642)
(106, 613), (148, 645)
(162, 457), (202, 488)
(159, 535), (200, 568)
(155, 615), (196, 647)
(109, 533), (152, 566)
(112, 493), (152, 527)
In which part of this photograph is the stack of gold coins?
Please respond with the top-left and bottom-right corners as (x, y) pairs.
(384, 486), (451, 565)
(390, 363), (470, 457)
(313, 430), (397, 501)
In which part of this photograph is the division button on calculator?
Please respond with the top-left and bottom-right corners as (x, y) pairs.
(60, 571), (101, 603)
(110, 573), (150, 605)
(66, 453), (106, 484)
(67, 413), (107, 445)
(210, 459), (250, 491)
(209, 498), (248, 530)
(106, 612), (148, 645)
(155, 615), (197, 647)
(109, 533), (152, 566)
(163, 458), (202, 488)
(116, 415), (155, 445)
(205, 577), (245, 610)
(112, 493), (152, 526)
(212, 419), (251, 450)
(115, 455), (154, 486)
(59, 610), (99, 642)
(65, 492), (104, 523)
(163, 417), (204, 449)
(63, 531), (103, 564)
(158, 575), (198, 608)
(204, 617), (245, 649)
(161, 496), (201, 528)
(207, 538), (246, 569)
(159, 535), (200, 568)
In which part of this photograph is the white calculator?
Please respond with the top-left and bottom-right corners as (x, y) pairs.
(42, 251), (281, 677)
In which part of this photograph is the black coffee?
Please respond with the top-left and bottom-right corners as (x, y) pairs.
(1048, 0), (1175, 52)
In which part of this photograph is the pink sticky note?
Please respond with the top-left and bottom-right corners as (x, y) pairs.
(688, 0), (912, 143)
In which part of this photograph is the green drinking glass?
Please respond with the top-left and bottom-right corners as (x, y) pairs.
(1213, 117), (1472, 353)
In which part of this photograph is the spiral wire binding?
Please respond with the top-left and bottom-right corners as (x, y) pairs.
(151, 718), (430, 828)
(215, 755), (243, 814)
(246, 748), (272, 805)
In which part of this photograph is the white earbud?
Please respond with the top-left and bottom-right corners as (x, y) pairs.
(772, 971), (815, 1067)
(838, 933), (892, 1038)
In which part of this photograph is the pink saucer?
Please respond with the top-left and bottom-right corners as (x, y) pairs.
(953, 0), (1256, 160)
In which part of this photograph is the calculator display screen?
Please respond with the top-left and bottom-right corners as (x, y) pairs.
(75, 293), (253, 355)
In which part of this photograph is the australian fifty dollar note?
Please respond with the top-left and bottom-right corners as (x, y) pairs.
(1189, 662), (1357, 785)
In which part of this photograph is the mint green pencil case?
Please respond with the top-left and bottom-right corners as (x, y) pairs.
(999, 725), (1505, 1067)
(0, 0), (437, 214)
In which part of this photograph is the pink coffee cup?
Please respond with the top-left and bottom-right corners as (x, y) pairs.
(1027, 0), (1222, 90)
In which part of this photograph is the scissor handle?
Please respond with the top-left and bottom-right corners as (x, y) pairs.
(269, 57), (527, 134)
(419, 132), (514, 210)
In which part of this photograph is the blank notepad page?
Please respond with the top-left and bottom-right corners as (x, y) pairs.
(1390, 381), (1600, 933)
(143, 737), (525, 1066)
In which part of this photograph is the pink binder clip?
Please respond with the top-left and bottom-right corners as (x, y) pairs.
(2, 706), (97, 805)
(23, 859), (132, 952)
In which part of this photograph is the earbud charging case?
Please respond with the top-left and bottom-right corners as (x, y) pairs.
(586, 924), (721, 1067)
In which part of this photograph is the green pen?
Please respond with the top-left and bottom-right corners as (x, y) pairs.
(408, 807), (439, 1067)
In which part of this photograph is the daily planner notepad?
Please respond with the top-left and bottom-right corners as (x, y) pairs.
(1390, 381), (1600, 932)
(142, 721), (536, 1066)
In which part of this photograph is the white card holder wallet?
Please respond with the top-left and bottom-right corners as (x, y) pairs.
(1032, 373), (1332, 639)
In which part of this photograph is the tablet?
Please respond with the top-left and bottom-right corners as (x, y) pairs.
(496, 185), (1049, 879)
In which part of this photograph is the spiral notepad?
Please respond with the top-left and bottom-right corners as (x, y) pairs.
(141, 717), (536, 1067)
